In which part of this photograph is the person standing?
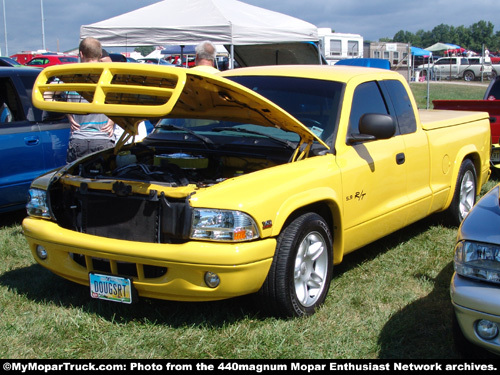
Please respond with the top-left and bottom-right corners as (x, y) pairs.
(66, 37), (115, 163)
(192, 41), (219, 73)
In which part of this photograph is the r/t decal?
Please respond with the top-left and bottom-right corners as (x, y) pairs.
(346, 190), (366, 201)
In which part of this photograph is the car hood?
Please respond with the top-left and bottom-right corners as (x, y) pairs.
(32, 62), (328, 149)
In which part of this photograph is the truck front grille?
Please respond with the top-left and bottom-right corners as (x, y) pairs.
(71, 253), (168, 280)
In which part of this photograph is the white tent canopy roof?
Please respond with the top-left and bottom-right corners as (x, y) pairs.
(80, 0), (319, 47)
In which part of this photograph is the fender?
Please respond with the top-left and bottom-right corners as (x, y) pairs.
(271, 186), (345, 264)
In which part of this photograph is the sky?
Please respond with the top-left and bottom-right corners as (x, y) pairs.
(1, 0), (499, 56)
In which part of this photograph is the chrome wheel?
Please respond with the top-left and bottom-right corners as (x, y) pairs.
(446, 158), (477, 225)
(464, 71), (475, 81)
(294, 231), (329, 307)
(258, 212), (333, 317)
(459, 169), (476, 220)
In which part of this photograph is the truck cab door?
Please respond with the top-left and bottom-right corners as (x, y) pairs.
(434, 58), (454, 79)
(337, 80), (408, 253)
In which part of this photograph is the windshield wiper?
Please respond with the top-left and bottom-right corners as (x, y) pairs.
(158, 124), (215, 148)
(211, 126), (296, 150)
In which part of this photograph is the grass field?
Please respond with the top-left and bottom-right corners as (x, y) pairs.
(0, 81), (498, 359)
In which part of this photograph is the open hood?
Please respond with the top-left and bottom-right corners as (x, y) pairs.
(32, 63), (328, 149)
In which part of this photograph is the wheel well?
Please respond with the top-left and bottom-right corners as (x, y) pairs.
(282, 201), (334, 231)
(279, 201), (341, 262)
(465, 153), (482, 193)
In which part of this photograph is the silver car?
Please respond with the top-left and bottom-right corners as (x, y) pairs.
(451, 183), (500, 356)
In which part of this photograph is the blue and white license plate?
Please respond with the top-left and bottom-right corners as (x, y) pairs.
(89, 273), (133, 304)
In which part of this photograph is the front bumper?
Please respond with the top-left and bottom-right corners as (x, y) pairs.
(450, 272), (500, 355)
(23, 217), (275, 302)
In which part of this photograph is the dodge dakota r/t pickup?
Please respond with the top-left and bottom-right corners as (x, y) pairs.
(22, 63), (491, 317)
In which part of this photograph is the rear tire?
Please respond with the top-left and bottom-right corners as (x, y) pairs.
(446, 159), (477, 226)
(463, 70), (475, 81)
(258, 213), (333, 318)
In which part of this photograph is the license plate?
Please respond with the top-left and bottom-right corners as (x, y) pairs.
(492, 149), (500, 163)
(89, 273), (133, 304)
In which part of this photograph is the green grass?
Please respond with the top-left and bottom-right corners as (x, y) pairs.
(410, 81), (489, 109)
(1, 83), (498, 359)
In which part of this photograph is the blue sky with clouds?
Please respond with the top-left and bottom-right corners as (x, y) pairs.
(2, 0), (499, 55)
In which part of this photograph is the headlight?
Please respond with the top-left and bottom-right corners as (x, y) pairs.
(454, 240), (500, 284)
(26, 188), (52, 219)
(191, 209), (259, 242)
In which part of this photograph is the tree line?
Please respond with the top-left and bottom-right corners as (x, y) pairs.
(388, 21), (499, 54)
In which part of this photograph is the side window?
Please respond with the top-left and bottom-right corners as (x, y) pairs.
(382, 80), (417, 134)
(348, 81), (389, 135)
(436, 58), (450, 65)
(0, 77), (23, 123)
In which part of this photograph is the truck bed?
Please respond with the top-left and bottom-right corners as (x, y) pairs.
(419, 108), (491, 131)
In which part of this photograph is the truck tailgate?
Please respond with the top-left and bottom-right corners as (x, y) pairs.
(418, 109), (490, 130)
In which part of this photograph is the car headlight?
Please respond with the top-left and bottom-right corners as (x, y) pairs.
(191, 209), (259, 242)
(26, 188), (52, 219)
(454, 240), (500, 284)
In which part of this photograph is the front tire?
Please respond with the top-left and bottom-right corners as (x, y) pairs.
(258, 213), (333, 318)
(446, 159), (477, 226)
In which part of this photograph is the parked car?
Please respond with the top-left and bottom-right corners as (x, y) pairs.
(10, 52), (38, 65)
(0, 57), (24, 67)
(136, 57), (173, 65)
(0, 67), (70, 213)
(109, 53), (127, 62)
(23, 63), (490, 317)
(24, 55), (78, 68)
(451, 183), (500, 356)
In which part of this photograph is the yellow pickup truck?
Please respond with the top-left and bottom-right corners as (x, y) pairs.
(22, 63), (491, 317)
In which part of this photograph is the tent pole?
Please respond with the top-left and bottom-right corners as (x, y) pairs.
(230, 44), (234, 69)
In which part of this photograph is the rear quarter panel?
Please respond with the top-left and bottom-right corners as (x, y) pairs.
(418, 109), (491, 211)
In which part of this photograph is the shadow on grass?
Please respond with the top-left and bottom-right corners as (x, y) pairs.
(0, 209), (27, 228)
(333, 214), (448, 279)
(0, 262), (260, 328)
(377, 261), (499, 360)
(0, 214), (458, 338)
(377, 262), (461, 359)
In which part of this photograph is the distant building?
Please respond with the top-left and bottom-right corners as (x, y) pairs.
(367, 42), (411, 68)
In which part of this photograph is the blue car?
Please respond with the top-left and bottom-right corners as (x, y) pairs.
(0, 67), (70, 213)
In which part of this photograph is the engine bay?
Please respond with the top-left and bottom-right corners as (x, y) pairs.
(74, 141), (289, 188)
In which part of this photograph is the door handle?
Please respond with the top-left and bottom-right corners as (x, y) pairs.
(396, 152), (405, 165)
(24, 136), (40, 146)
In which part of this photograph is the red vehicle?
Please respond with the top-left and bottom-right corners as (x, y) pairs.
(10, 52), (38, 65)
(24, 54), (78, 68)
(433, 77), (500, 169)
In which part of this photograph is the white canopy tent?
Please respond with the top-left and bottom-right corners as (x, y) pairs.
(80, 0), (318, 47)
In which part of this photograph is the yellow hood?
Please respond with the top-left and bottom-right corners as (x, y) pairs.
(33, 62), (328, 149)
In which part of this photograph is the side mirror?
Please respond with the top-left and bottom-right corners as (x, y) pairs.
(347, 113), (396, 144)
